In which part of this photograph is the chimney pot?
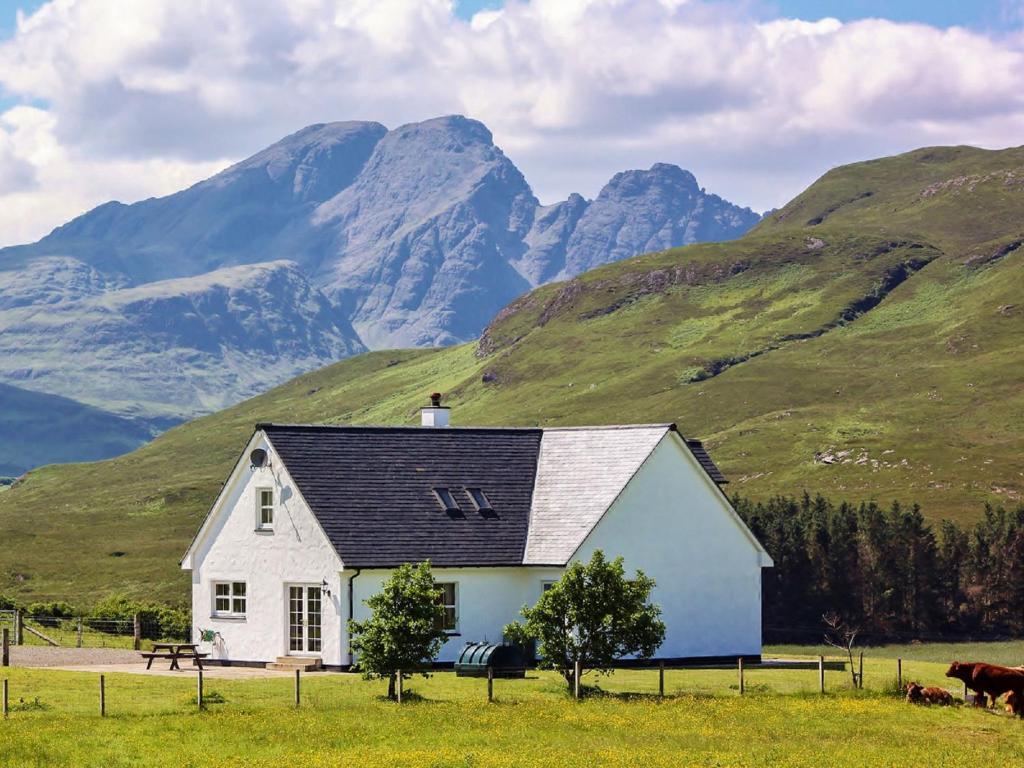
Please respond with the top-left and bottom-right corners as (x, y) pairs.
(421, 392), (450, 427)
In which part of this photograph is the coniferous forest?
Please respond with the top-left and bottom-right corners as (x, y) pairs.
(734, 494), (1024, 643)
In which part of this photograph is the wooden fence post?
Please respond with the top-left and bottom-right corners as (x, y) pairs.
(573, 660), (581, 700)
(13, 610), (22, 646)
(294, 669), (300, 708)
(964, 681), (968, 701)
(132, 614), (141, 651)
(197, 669), (204, 711)
(99, 674), (106, 717)
(1, 628), (8, 667)
(858, 652), (864, 689)
(659, 661), (665, 698)
(738, 657), (745, 695)
(2, 678), (7, 718)
(397, 671), (403, 704)
(76, 618), (83, 649)
(897, 658), (902, 691)
(487, 665), (494, 703)
(818, 656), (825, 694)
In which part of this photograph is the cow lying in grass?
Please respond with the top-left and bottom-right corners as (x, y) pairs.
(1005, 691), (1024, 717)
(905, 682), (953, 705)
(946, 662), (1024, 713)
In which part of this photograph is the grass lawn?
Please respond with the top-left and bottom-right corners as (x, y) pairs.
(2, 646), (1024, 767)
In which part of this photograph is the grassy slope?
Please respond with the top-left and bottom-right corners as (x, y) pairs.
(3, 144), (1024, 603)
(0, 383), (153, 476)
(2, 653), (1024, 767)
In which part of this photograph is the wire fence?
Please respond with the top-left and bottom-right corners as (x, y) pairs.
(0, 611), (187, 649)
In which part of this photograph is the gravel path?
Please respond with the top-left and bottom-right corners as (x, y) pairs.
(8, 645), (142, 667)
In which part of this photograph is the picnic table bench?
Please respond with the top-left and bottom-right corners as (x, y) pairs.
(141, 643), (209, 671)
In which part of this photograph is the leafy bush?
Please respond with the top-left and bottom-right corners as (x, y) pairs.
(505, 550), (665, 695)
(0, 594), (19, 611)
(349, 561), (447, 700)
(88, 594), (190, 640)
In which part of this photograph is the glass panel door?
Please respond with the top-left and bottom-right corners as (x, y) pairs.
(306, 586), (322, 653)
(288, 585), (323, 654)
(288, 586), (304, 652)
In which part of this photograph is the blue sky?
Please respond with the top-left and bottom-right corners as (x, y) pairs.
(453, 0), (1021, 28)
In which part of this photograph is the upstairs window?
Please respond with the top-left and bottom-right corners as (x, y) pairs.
(432, 488), (461, 513)
(256, 488), (274, 530)
(435, 582), (458, 632)
(465, 488), (493, 512)
(213, 581), (246, 617)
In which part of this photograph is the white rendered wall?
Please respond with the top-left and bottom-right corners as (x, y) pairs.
(351, 566), (564, 663)
(187, 433), (347, 665)
(573, 433), (767, 660)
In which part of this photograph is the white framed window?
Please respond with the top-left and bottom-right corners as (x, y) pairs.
(256, 488), (274, 530)
(213, 581), (247, 618)
(435, 582), (458, 632)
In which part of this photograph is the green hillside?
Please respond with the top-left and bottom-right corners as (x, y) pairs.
(2, 144), (1024, 604)
(0, 383), (154, 476)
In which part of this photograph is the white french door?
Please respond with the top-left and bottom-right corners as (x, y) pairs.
(287, 585), (322, 655)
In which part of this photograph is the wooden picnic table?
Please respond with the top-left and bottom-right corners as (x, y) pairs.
(141, 642), (209, 671)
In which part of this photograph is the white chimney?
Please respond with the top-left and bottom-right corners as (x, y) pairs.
(420, 392), (450, 427)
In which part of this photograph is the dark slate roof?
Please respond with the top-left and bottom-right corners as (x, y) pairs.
(685, 439), (728, 484)
(261, 424), (542, 568)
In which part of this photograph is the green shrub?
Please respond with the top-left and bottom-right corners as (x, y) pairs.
(88, 593), (190, 640)
(26, 601), (77, 626)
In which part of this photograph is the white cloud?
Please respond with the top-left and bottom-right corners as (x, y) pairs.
(0, 0), (1023, 245)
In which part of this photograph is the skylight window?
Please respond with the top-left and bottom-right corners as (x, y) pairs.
(432, 487), (461, 513)
(466, 488), (493, 512)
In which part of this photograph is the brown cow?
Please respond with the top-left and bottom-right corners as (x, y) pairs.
(1005, 690), (1024, 717)
(906, 682), (954, 705)
(946, 661), (1024, 710)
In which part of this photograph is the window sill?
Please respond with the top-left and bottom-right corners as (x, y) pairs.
(210, 615), (247, 622)
(443, 632), (461, 638)
(254, 528), (275, 535)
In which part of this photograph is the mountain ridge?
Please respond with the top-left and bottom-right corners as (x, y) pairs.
(0, 114), (758, 470)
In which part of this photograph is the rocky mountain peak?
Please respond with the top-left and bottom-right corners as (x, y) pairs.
(601, 163), (701, 198)
(0, 115), (759, 470)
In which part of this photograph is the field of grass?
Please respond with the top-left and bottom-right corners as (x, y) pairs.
(4, 144), (1024, 602)
(2, 644), (1024, 767)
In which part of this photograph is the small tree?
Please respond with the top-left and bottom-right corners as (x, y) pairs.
(823, 611), (860, 688)
(348, 561), (448, 700)
(505, 550), (665, 695)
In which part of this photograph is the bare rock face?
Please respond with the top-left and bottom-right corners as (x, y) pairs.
(310, 116), (538, 347)
(0, 115), (759, 469)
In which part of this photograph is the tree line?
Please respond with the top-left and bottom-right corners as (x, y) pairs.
(734, 493), (1024, 642)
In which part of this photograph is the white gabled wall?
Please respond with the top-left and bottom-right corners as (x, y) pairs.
(351, 566), (565, 664)
(187, 433), (347, 665)
(572, 432), (767, 660)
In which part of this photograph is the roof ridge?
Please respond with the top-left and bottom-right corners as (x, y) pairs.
(256, 422), (675, 432)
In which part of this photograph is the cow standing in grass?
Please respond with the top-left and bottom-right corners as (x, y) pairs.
(945, 662), (1024, 713)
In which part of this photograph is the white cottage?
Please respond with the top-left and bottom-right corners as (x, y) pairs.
(180, 400), (773, 670)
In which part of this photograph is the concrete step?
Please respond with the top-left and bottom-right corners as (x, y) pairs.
(266, 657), (321, 672)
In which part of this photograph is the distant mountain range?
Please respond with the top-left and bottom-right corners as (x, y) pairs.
(0, 115), (758, 473)
(7, 142), (1024, 603)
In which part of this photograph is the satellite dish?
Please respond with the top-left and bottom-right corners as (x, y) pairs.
(250, 448), (268, 469)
